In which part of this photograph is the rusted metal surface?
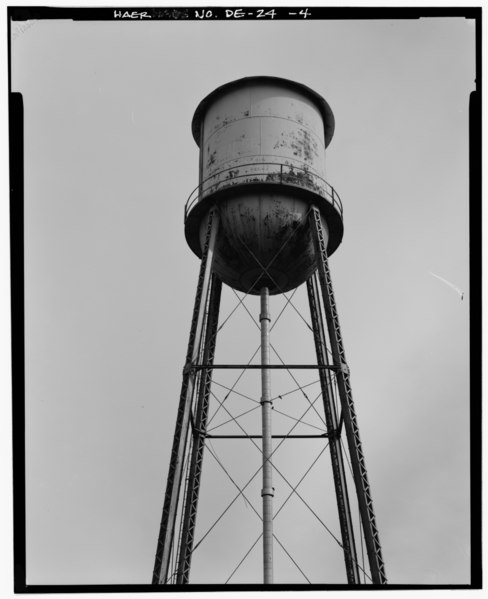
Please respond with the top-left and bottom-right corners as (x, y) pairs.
(198, 192), (329, 294)
(185, 162), (343, 220)
(186, 76), (342, 295)
(200, 80), (327, 196)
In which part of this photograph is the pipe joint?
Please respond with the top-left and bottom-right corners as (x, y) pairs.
(261, 487), (275, 498)
(259, 313), (271, 322)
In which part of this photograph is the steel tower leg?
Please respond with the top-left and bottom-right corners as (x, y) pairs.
(306, 274), (361, 584)
(175, 274), (222, 583)
(260, 287), (274, 584)
(309, 206), (387, 585)
(153, 208), (220, 584)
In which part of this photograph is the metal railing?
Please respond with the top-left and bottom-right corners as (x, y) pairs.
(185, 162), (343, 222)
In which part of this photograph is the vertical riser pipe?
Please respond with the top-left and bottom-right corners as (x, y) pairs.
(260, 287), (274, 584)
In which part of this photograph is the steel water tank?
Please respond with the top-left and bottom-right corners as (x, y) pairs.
(184, 76), (343, 294)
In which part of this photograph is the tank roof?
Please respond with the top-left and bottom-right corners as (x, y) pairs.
(191, 75), (335, 148)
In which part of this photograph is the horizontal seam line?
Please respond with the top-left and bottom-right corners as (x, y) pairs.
(203, 114), (326, 147)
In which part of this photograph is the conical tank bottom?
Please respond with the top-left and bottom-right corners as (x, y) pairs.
(199, 191), (329, 295)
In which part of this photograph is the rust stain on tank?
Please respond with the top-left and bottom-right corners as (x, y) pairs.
(302, 129), (319, 162)
(265, 172), (280, 183)
(290, 132), (303, 158)
(207, 149), (217, 167)
(287, 129), (319, 163)
(273, 138), (287, 150)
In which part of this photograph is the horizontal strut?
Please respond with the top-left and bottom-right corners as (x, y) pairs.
(190, 364), (338, 370)
(205, 434), (329, 439)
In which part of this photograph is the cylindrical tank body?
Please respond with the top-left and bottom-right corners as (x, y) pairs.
(184, 76), (343, 295)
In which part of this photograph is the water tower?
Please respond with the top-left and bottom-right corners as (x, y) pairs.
(153, 76), (386, 585)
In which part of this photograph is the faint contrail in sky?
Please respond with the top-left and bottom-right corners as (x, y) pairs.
(429, 272), (464, 300)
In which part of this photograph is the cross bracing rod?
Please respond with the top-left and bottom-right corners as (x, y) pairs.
(309, 206), (387, 585)
(176, 275), (222, 584)
(152, 208), (219, 585)
(307, 273), (361, 584)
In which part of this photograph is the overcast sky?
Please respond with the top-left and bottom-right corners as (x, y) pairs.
(9, 9), (475, 588)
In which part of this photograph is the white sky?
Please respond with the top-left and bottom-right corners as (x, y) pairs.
(7, 6), (476, 590)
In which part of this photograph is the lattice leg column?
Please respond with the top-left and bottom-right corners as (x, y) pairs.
(307, 273), (360, 584)
(153, 208), (220, 584)
(175, 274), (222, 583)
(309, 206), (387, 585)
